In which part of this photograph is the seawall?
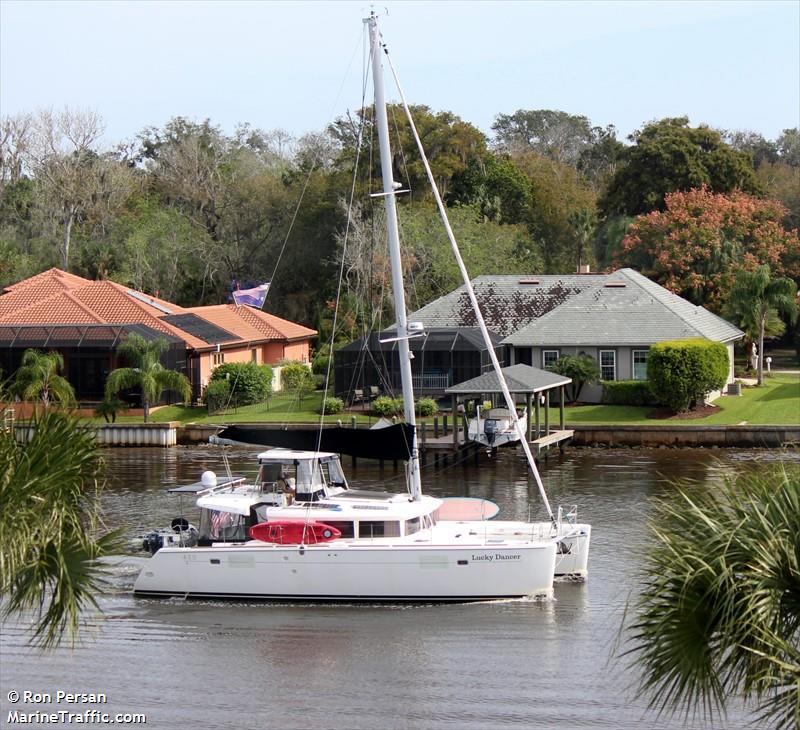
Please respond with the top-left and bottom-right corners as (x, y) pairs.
(569, 424), (800, 448)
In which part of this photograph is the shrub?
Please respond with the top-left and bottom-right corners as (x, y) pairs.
(280, 361), (316, 403)
(94, 396), (129, 423)
(313, 373), (327, 390)
(318, 397), (344, 415)
(648, 339), (729, 412)
(209, 362), (272, 405)
(602, 380), (658, 406)
(416, 398), (438, 417)
(549, 354), (601, 403)
(203, 379), (231, 415)
(373, 395), (403, 416)
(312, 354), (331, 375)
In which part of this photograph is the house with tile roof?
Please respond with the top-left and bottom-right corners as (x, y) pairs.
(336, 269), (742, 404)
(0, 269), (316, 402)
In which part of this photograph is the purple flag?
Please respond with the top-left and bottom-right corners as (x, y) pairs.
(232, 282), (270, 309)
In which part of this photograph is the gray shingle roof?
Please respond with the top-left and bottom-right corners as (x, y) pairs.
(445, 364), (571, 394)
(409, 274), (607, 337)
(503, 269), (743, 346)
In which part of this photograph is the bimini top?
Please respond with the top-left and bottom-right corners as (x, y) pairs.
(256, 448), (340, 463)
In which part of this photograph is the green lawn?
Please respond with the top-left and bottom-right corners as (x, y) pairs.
(87, 372), (799, 428)
(565, 372), (799, 426)
(99, 391), (391, 426)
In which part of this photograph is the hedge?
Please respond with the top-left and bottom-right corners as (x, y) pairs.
(373, 395), (404, 416)
(318, 397), (344, 415)
(209, 362), (272, 405)
(648, 338), (729, 412)
(602, 380), (658, 406)
(204, 379), (231, 414)
(416, 398), (438, 417)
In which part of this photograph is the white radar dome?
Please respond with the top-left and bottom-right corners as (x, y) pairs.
(201, 471), (217, 487)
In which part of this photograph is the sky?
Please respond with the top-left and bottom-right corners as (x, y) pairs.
(1, 0), (798, 148)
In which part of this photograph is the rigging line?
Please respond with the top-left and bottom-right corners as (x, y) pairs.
(315, 23), (372, 453)
(265, 28), (365, 297)
(388, 101), (413, 199)
(383, 46), (556, 523)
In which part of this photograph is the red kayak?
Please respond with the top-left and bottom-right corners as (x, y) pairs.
(249, 520), (341, 545)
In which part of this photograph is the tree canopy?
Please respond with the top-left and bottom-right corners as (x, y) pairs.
(615, 187), (799, 311)
(0, 105), (794, 350)
(600, 117), (763, 217)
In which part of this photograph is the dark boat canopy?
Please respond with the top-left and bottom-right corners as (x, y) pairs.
(214, 423), (415, 461)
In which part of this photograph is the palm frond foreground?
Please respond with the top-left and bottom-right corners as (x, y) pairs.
(0, 411), (121, 648)
(625, 461), (800, 729)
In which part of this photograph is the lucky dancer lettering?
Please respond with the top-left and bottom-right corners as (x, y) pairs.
(470, 554), (522, 561)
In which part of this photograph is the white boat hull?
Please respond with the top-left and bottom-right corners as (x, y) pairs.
(133, 540), (557, 601)
(445, 520), (591, 579)
(468, 409), (527, 449)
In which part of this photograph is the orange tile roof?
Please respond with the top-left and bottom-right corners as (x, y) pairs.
(3, 268), (90, 293)
(0, 291), (102, 324)
(236, 306), (317, 340)
(0, 268), (315, 350)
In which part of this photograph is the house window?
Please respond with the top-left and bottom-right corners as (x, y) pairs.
(251, 348), (257, 363)
(212, 351), (225, 367)
(632, 350), (648, 381)
(542, 350), (560, 369)
(599, 350), (616, 381)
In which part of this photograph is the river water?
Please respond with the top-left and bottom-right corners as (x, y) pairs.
(2, 445), (792, 729)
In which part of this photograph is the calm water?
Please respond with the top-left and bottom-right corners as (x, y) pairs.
(2, 445), (792, 729)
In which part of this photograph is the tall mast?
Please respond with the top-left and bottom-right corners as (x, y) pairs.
(366, 13), (422, 501)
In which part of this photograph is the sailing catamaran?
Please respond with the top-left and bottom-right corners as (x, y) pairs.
(133, 13), (589, 602)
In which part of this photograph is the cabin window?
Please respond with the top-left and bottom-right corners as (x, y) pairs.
(405, 517), (421, 535)
(324, 458), (347, 489)
(296, 460), (325, 491)
(324, 521), (354, 538)
(542, 350), (559, 369)
(199, 509), (247, 542)
(599, 350), (616, 381)
(358, 521), (401, 538)
(632, 350), (648, 381)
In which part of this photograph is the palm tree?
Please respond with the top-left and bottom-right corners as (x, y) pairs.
(11, 349), (76, 409)
(0, 410), (120, 647)
(726, 265), (798, 385)
(625, 462), (800, 729)
(104, 334), (191, 423)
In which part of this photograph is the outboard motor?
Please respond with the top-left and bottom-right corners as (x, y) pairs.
(142, 531), (164, 555)
(483, 418), (499, 446)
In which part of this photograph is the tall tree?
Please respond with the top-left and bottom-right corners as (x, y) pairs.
(0, 112), (34, 191)
(615, 187), (799, 311)
(11, 349), (75, 409)
(330, 104), (488, 201)
(625, 462), (800, 729)
(776, 128), (800, 167)
(491, 109), (595, 166)
(28, 108), (132, 270)
(104, 334), (191, 422)
(725, 265), (798, 385)
(723, 129), (779, 169)
(0, 410), (120, 647)
(515, 151), (598, 273)
(600, 117), (762, 217)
